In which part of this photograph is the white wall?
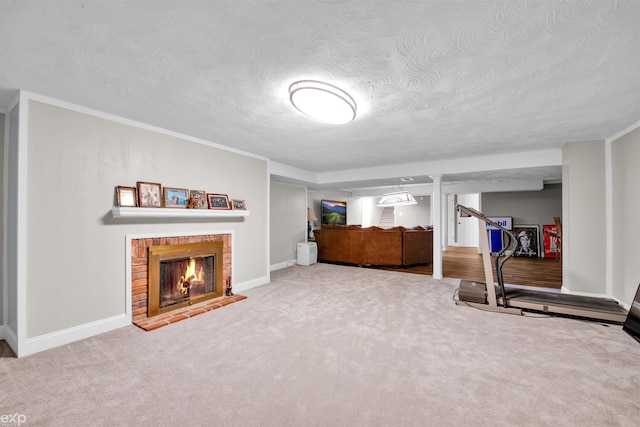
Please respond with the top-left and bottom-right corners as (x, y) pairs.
(9, 94), (269, 356)
(562, 140), (606, 295)
(611, 126), (640, 304)
(0, 112), (4, 332)
(454, 193), (480, 247)
(307, 194), (431, 229)
(270, 182), (306, 267)
(346, 197), (363, 226)
(396, 195), (431, 228)
(359, 197), (376, 228)
(307, 189), (352, 226)
(6, 103), (20, 345)
(371, 200), (388, 227)
(482, 184), (562, 228)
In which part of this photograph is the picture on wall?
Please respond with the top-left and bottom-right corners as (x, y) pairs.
(543, 224), (559, 259)
(321, 199), (347, 225)
(513, 225), (540, 257)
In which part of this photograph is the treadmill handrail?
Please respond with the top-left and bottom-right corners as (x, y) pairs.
(457, 204), (517, 307)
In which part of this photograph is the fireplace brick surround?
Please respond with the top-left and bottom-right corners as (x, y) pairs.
(131, 233), (246, 331)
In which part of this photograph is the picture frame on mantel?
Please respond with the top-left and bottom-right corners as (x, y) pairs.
(116, 186), (137, 207)
(163, 187), (189, 208)
(231, 199), (246, 210)
(137, 181), (162, 208)
(207, 193), (231, 210)
(190, 190), (208, 209)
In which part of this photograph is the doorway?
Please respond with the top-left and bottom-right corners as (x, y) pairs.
(448, 193), (480, 248)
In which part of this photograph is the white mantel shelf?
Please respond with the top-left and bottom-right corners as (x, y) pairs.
(112, 207), (250, 219)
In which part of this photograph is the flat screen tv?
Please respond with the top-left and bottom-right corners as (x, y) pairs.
(623, 283), (640, 343)
(321, 199), (347, 226)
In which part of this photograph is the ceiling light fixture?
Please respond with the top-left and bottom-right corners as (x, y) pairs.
(377, 191), (418, 207)
(289, 80), (356, 124)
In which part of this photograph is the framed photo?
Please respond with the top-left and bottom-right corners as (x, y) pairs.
(321, 199), (347, 225)
(116, 186), (137, 207)
(163, 187), (189, 208)
(207, 193), (231, 210)
(231, 199), (246, 210)
(136, 181), (162, 208)
(513, 225), (540, 257)
(190, 190), (208, 209)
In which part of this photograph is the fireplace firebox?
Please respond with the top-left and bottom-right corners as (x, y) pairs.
(147, 241), (224, 317)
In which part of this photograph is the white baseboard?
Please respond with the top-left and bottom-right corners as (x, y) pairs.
(232, 274), (270, 294)
(270, 260), (296, 272)
(19, 314), (129, 358)
(560, 285), (608, 298)
(11, 273), (269, 357)
(1, 324), (20, 356)
(618, 300), (631, 311)
(0, 325), (18, 353)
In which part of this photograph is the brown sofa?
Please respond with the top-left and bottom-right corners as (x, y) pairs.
(313, 225), (433, 267)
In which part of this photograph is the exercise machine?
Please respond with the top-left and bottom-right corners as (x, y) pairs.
(455, 204), (628, 323)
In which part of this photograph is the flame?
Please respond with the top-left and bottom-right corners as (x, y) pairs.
(176, 258), (205, 294)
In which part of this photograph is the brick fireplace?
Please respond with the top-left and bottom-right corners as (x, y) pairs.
(130, 233), (246, 331)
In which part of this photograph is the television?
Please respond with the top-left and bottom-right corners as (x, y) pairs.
(623, 282), (640, 343)
(321, 199), (347, 226)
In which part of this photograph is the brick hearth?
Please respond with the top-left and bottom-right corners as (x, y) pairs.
(131, 233), (245, 330)
(133, 294), (247, 331)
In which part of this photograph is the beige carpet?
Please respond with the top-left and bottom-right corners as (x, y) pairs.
(1, 263), (639, 426)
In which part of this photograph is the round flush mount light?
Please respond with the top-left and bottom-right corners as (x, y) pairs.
(289, 80), (356, 124)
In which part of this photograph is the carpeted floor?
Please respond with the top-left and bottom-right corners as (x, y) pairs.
(1, 263), (639, 426)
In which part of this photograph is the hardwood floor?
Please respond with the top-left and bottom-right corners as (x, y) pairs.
(372, 246), (562, 289)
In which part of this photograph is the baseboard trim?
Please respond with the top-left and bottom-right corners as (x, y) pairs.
(561, 286), (630, 311)
(232, 274), (270, 294)
(270, 260), (296, 271)
(561, 285), (609, 298)
(1, 324), (18, 355)
(20, 314), (129, 357)
(13, 273), (271, 357)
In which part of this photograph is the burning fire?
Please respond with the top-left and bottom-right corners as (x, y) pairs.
(177, 258), (205, 295)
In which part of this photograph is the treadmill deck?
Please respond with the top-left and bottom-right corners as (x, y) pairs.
(499, 286), (627, 323)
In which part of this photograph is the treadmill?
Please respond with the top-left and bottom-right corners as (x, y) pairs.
(455, 204), (628, 323)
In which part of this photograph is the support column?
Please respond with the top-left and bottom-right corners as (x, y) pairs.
(441, 192), (448, 252)
(430, 174), (443, 279)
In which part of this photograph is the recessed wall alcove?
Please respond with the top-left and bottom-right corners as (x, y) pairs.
(129, 232), (246, 331)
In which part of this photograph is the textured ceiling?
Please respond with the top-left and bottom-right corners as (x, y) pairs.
(1, 0), (638, 191)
